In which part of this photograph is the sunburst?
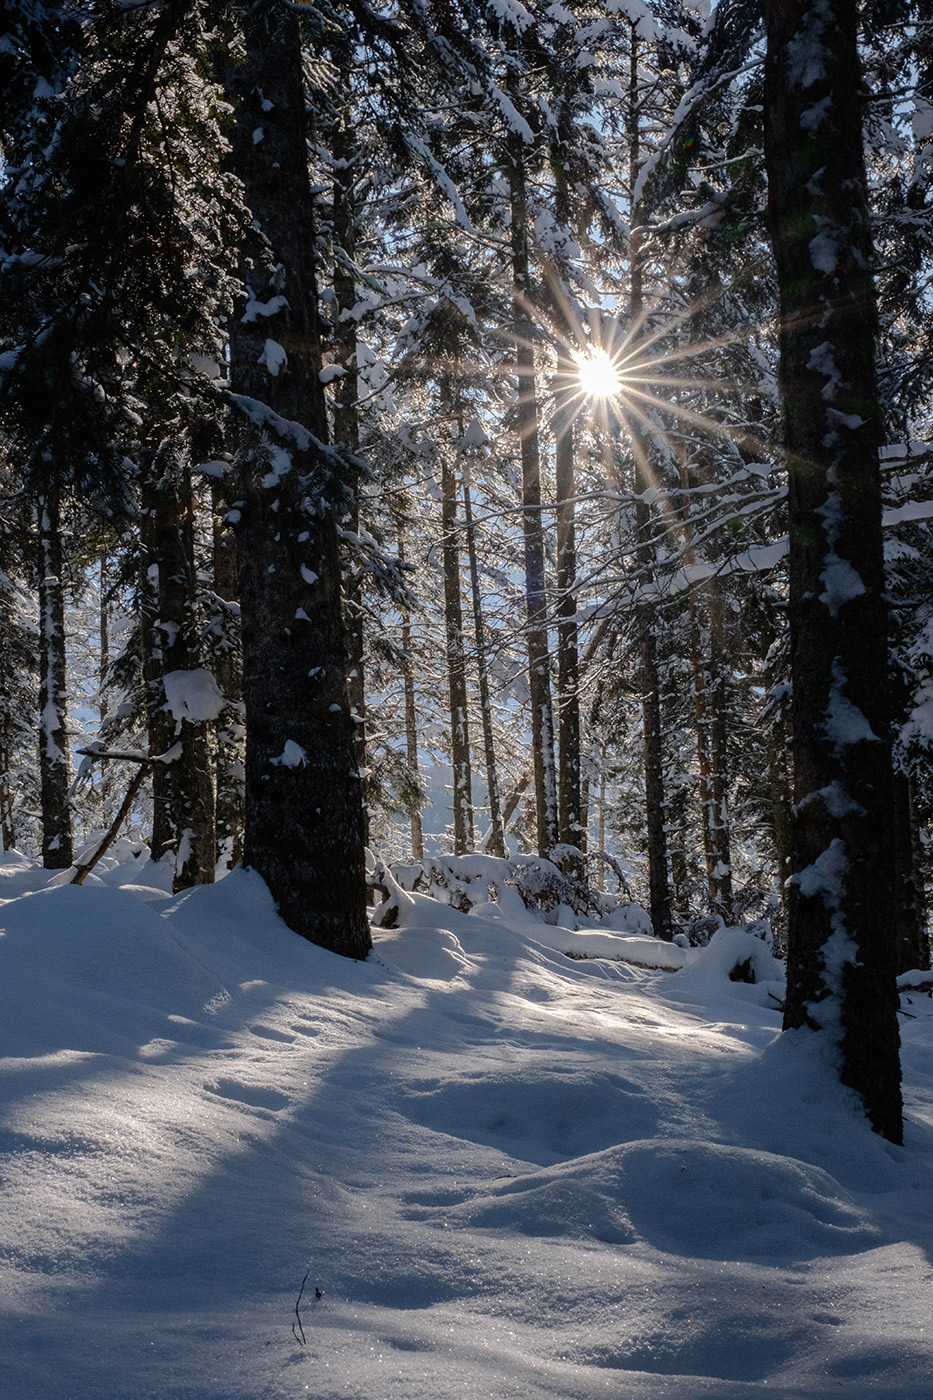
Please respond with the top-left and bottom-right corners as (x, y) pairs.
(574, 348), (622, 399)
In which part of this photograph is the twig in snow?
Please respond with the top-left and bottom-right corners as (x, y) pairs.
(292, 1269), (309, 1346)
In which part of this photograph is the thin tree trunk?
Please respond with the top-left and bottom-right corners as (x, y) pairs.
(679, 467), (734, 921)
(37, 490), (73, 868)
(507, 134), (558, 858)
(140, 454), (215, 891)
(398, 534), (424, 861)
(554, 350), (583, 872)
(627, 29), (672, 938)
(893, 769), (929, 974)
(329, 79), (368, 843)
(765, 0), (902, 1140)
(224, 3), (369, 957)
(441, 448), (473, 853)
(211, 477), (244, 870)
(463, 472), (506, 858)
(402, 613), (424, 863)
(0, 739), (15, 852)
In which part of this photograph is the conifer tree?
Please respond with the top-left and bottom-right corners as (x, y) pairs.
(223, 0), (370, 957)
(765, 0), (902, 1141)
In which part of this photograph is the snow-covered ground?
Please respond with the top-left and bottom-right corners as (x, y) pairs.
(2, 847), (933, 1399)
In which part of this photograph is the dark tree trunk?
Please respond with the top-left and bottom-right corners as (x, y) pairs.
(140, 455), (215, 891)
(225, 4), (369, 958)
(441, 449), (473, 853)
(685, 579), (734, 924)
(0, 739), (16, 852)
(554, 353), (584, 873)
(507, 135), (558, 857)
(765, 0), (902, 1140)
(211, 478), (244, 870)
(329, 80), (368, 843)
(402, 610), (424, 863)
(37, 490), (73, 868)
(628, 30), (672, 939)
(893, 770), (929, 974)
(463, 474), (507, 859)
(636, 599), (673, 940)
(397, 530), (424, 862)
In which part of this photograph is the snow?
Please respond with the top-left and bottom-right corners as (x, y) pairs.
(2, 855), (933, 1399)
(269, 739), (307, 768)
(819, 552), (866, 617)
(824, 661), (879, 749)
(258, 339), (288, 376)
(241, 294), (289, 324)
(162, 669), (227, 726)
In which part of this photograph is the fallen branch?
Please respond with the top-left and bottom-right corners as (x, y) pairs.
(72, 762), (150, 886)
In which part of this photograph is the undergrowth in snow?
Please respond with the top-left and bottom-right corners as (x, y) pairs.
(1, 847), (932, 1399)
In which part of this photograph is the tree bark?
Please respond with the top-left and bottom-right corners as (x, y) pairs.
(224, 3), (369, 957)
(554, 351), (584, 872)
(211, 477), (244, 870)
(765, 0), (902, 1140)
(441, 449), (473, 853)
(507, 134), (558, 858)
(463, 472), (507, 858)
(628, 26), (672, 939)
(893, 770), (929, 975)
(37, 490), (73, 868)
(329, 76), (369, 844)
(140, 453), (215, 891)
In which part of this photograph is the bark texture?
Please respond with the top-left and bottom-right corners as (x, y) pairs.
(765, 0), (902, 1140)
(508, 136), (558, 857)
(329, 82), (368, 842)
(225, 3), (369, 958)
(37, 490), (73, 868)
(140, 454), (215, 891)
(463, 474), (506, 859)
(628, 31), (672, 938)
(441, 450), (473, 853)
(554, 353), (584, 871)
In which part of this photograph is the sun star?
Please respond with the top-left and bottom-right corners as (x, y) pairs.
(575, 348), (621, 399)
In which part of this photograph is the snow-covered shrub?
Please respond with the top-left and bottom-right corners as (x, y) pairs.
(371, 852), (621, 927)
(506, 859), (613, 922)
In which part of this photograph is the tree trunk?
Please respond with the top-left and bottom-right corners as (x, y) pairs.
(224, 3), (369, 958)
(463, 472), (507, 859)
(396, 530), (424, 862)
(628, 28), (672, 939)
(554, 351), (584, 872)
(893, 770), (929, 975)
(329, 80), (369, 844)
(765, 0), (902, 1140)
(211, 477), (244, 870)
(37, 490), (73, 868)
(507, 134), (558, 858)
(140, 454), (215, 891)
(441, 449), (473, 853)
(0, 737), (16, 853)
(682, 575), (734, 920)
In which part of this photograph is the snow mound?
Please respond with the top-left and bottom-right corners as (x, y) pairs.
(619, 1138), (881, 1260)
(440, 1137), (879, 1260)
(0, 885), (226, 1056)
(676, 925), (785, 988)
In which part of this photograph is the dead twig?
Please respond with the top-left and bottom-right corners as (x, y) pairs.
(292, 1269), (309, 1346)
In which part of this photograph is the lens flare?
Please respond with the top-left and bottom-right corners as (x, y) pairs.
(575, 349), (621, 399)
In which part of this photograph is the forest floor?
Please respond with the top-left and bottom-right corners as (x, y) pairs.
(1, 846), (932, 1399)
